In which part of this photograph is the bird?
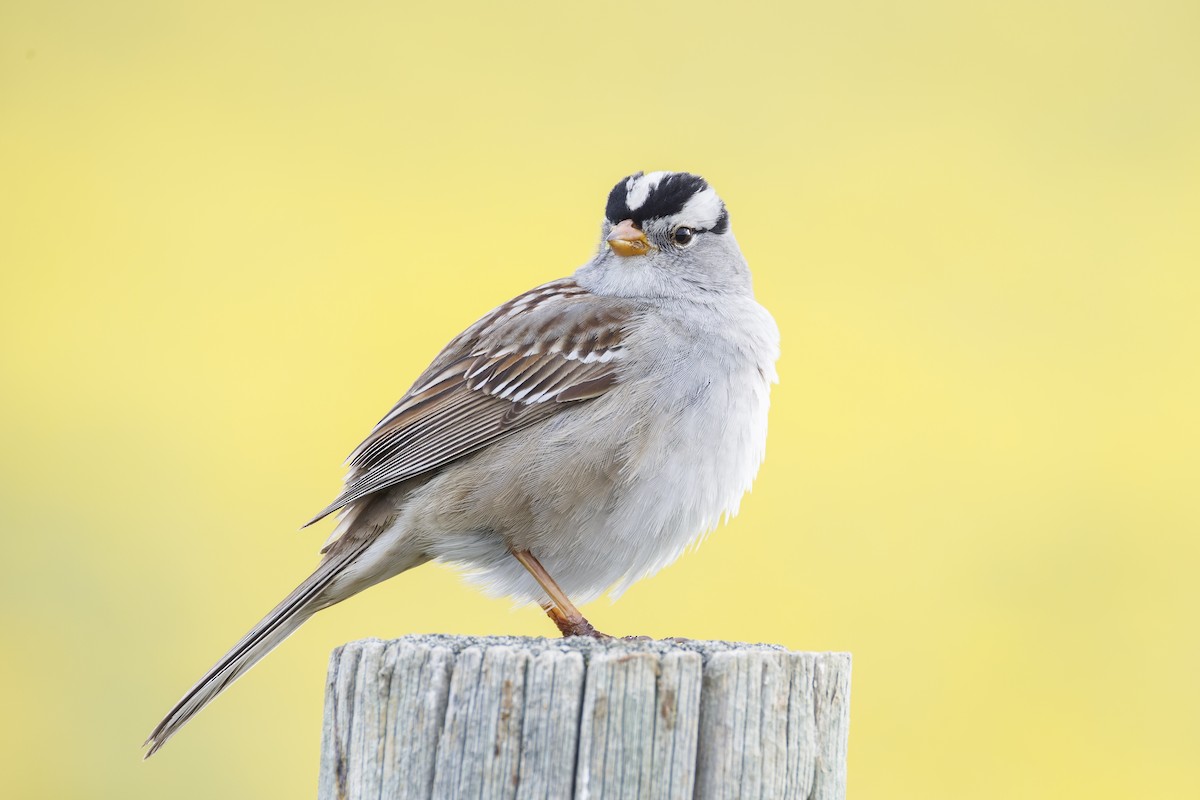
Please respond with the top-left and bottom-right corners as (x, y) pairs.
(144, 170), (780, 757)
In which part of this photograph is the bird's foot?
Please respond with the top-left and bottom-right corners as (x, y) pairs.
(558, 617), (612, 639)
(544, 603), (611, 639)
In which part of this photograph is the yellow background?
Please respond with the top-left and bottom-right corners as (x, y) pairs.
(3, 1), (1198, 797)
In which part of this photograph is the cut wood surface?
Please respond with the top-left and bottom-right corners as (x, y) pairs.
(319, 635), (850, 800)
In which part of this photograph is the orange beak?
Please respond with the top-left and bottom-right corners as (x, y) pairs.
(606, 219), (652, 257)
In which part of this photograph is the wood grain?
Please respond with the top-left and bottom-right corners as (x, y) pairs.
(319, 636), (850, 800)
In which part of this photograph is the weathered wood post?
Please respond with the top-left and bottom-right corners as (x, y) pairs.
(319, 635), (850, 800)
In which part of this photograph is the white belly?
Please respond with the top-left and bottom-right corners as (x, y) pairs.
(399, 299), (780, 605)
(599, 361), (772, 594)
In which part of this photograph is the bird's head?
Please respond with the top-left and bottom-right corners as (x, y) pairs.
(577, 171), (752, 300)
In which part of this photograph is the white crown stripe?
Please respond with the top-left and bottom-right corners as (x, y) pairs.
(625, 171), (668, 212)
(679, 187), (726, 231)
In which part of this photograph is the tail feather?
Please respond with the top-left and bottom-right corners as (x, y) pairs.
(143, 549), (359, 758)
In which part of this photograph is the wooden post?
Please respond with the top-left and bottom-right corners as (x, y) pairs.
(319, 635), (850, 800)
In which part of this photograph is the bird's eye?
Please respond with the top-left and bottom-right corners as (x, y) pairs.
(672, 226), (696, 247)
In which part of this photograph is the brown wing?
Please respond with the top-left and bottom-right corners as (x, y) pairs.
(304, 279), (635, 526)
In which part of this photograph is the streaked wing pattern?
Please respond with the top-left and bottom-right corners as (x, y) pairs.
(305, 280), (634, 526)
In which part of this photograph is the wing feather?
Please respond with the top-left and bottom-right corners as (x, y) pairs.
(305, 280), (637, 527)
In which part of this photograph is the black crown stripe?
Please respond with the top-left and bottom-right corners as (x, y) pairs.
(605, 172), (725, 230)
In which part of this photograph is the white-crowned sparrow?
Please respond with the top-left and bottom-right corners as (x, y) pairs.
(145, 170), (780, 756)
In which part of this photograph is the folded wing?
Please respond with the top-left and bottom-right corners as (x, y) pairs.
(305, 279), (636, 526)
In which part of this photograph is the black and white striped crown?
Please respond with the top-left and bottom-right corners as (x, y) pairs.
(605, 171), (730, 233)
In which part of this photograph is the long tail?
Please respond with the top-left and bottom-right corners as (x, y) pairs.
(143, 547), (361, 758)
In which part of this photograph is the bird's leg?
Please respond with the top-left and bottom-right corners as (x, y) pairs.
(512, 549), (610, 639)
